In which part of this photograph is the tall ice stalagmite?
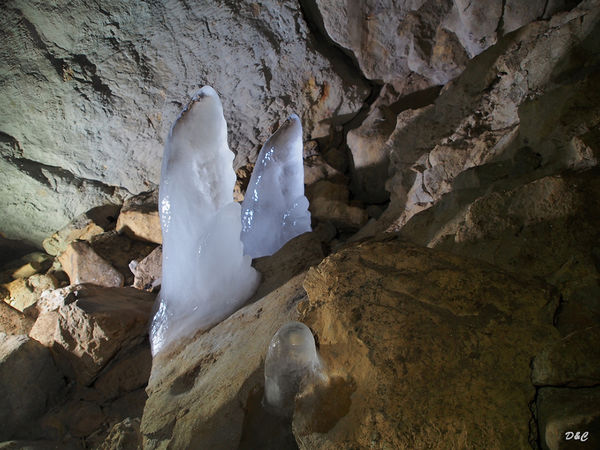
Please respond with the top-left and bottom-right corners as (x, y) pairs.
(241, 114), (311, 259)
(150, 86), (260, 355)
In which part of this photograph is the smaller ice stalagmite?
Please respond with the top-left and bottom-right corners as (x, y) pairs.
(150, 86), (260, 356)
(241, 114), (311, 259)
(264, 321), (326, 416)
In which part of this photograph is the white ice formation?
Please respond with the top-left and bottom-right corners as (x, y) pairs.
(150, 86), (260, 356)
(241, 114), (311, 259)
(264, 322), (325, 416)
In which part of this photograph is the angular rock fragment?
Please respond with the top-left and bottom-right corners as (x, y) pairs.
(29, 285), (155, 385)
(58, 241), (124, 287)
(42, 205), (121, 256)
(131, 246), (162, 291)
(116, 190), (162, 244)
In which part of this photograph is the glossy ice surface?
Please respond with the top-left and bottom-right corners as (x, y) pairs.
(150, 86), (260, 355)
(264, 322), (325, 416)
(241, 114), (311, 259)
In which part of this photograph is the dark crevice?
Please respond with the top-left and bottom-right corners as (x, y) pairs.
(497, 0), (507, 37)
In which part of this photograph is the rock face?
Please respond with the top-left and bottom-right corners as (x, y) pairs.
(297, 235), (557, 448)
(0, 0), (368, 245)
(0, 333), (64, 440)
(310, 0), (574, 86)
(351, 2), (600, 227)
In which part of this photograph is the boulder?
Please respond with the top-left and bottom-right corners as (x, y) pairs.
(0, 333), (64, 440)
(131, 245), (162, 291)
(116, 191), (162, 244)
(537, 386), (600, 450)
(2, 278), (37, 312)
(29, 285), (155, 385)
(306, 180), (368, 230)
(99, 417), (142, 450)
(401, 169), (600, 335)
(58, 240), (124, 287)
(296, 235), (558, 448)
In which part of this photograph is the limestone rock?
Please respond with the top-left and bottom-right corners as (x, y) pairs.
(306, 180), (367, 230)
(58, 240), (124, 287)
(537, 387), (600, 450)
(0, 333), (64, 440)
(2, 278), (37, 312)
(533, 326), (600, 387)
(29, 285), (155, 385)
(347, 83), (441, 202)
(131, 246), (162, 291)
(0, 301), (35, 335)
(401, 169), (600, 335)
(116, 191), (161, 244)
(42, 205), (121, 256)
(99, 417), (142, 450)
(0, 0), (368, 245)
(297, 235), (558, 448)
(10, 253), (52, 279)
(141, 273), (308, 449)
(310, 0), (575, 87)
(365, 3), (600, 235)
(233, 164), (254, 203)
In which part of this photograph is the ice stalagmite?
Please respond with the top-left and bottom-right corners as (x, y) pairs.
(264, 322), (326, 416)
(241, 114), (311, 259)
(150, 86), (260, 356)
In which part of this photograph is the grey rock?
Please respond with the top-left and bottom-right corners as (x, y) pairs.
(0, 0), (368, 245)
(0, 333), (65, 440)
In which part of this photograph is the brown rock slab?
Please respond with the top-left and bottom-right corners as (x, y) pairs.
(297, 235), (558, 448)
(58, 241), (124, 287)
(116, 190), (162, 244)
(29, 285), (155, 385)
(0, 333), (64, 440)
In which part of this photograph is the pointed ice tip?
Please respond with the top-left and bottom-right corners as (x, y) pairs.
(193, 85), (218, 100)
(287, 113), (300, 123)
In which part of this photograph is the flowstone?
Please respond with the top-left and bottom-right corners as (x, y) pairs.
(264, 321), (325, 416)
(150, 86), (260, 355)
(241, 114), (311, 259)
